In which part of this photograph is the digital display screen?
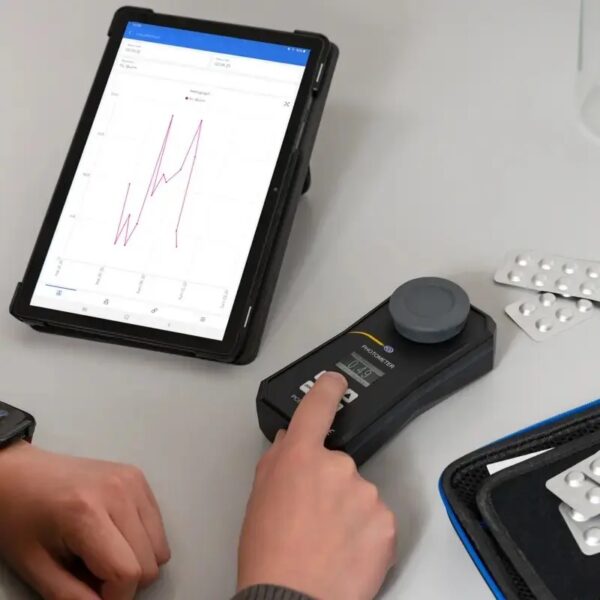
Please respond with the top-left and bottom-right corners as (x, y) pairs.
(30, 22), (310, 341)
(336, 352), (384, 388)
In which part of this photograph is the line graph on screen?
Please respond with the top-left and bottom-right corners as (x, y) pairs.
(114, 114), (203, 249)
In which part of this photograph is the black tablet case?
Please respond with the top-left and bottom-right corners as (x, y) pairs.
(439, 399), (600, 600)
(237, 32), (338, 364)
(10, 8), (339, 365)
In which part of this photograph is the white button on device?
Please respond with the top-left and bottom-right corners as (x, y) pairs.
(299, 381), (313, 394)
(343, 389), (359, 404)
(299, 372), (359, 411)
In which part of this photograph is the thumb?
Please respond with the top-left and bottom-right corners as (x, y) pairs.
(19, 545), (101, 600)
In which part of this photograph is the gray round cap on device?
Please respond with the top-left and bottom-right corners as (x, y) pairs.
(388, 277), (470, 344)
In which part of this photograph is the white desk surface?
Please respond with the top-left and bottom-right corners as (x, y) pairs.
(2, 1), (599, 598)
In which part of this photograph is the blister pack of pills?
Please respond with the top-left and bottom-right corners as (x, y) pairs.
(495, 251), (600, 300)
(558, 503), (600, 556)
(504, 293), (594, 342)
(547, 450), (600, 555)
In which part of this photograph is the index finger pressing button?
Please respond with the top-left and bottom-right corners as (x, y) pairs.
(286, 372), (348, 446)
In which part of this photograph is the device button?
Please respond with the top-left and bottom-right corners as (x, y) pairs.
(314, 62), (324, 86)
(243, 306), (253, 328)
(299, 380), (313, 394)
(311, 62), (326, 93)
(388, 277), (470, 344)
(343, 389), (359, 404)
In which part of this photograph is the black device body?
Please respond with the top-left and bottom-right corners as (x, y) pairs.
(257, 296), (496, 465)
(440, 398), (600, 600)
(0, 401), (36, 448)
(10, 7), (338, 364)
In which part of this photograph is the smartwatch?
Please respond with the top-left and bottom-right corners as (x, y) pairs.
(0, 401), (35, 448)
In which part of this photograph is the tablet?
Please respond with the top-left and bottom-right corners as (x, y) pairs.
(11, 8), (337, 362)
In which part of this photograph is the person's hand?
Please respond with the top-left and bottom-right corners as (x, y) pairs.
(0, 441), (170, 600)
(237, 372), (396, 600)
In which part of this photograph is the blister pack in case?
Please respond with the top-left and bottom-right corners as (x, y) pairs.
(546, 450), (600, 520)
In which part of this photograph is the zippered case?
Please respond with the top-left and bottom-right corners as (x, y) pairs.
(440, 398), (600, 599)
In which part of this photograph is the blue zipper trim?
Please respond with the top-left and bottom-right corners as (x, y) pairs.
(438, 478), (506, 599)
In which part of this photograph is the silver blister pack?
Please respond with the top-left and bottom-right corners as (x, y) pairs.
(546, 450), (600, 520)
(495, 251), (600, 300)
(558, 503), (600, 556)
(505, 293), (594, 342)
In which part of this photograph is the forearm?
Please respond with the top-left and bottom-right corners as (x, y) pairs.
(232, 584), (314, 600)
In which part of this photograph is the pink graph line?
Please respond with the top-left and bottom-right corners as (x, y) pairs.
(114, 114), (203, 248)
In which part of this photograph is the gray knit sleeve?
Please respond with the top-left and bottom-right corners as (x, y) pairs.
(230, 584), (315, 600)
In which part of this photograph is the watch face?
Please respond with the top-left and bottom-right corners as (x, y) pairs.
(0, 404), (35, 445)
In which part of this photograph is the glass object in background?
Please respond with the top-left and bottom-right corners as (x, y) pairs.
(578, 0), (600, 140)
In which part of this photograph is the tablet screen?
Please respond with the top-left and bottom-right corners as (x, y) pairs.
(30, 22), (310, 341)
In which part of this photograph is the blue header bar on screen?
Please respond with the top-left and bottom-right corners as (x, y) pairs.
(124, 22), (310, 66)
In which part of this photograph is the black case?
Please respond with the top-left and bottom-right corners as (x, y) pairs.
(439, 398), (600, 600)
(10, 7), (339, 365)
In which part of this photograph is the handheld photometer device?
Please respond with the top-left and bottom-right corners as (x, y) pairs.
(257, 277), (496, 464)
